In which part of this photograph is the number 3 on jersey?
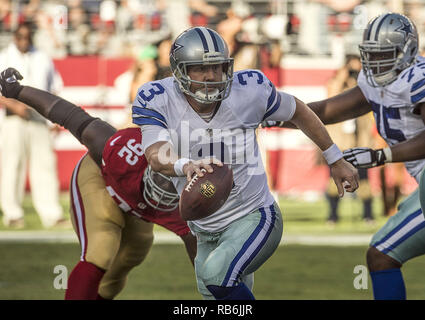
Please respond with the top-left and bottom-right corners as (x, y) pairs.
(237, 70), (264, 85)
(118, 139), (144, 165)
(137, 83), (165, 106)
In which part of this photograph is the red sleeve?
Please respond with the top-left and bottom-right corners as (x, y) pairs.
(101, 128), (148, 207)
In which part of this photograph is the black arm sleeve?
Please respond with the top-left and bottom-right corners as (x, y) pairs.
(17, 86), (116, 166)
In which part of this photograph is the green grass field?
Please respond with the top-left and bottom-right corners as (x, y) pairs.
(0, 192), (392, 234)
(1, 243), (425, 300)
(1, 192), (424, 300)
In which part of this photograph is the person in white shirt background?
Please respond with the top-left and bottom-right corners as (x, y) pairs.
(0, 22), (67, 229)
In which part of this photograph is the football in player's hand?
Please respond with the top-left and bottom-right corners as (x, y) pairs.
(179, 164), (233, 221)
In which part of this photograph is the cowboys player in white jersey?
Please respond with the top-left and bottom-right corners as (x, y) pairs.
(132, 27), (359, 300)
(266, 12), (425, 299)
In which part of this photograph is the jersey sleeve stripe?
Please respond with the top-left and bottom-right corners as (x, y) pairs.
(266, 85), (277, 110)
(133, 113), (167, 127)
(262, 93), (282, 121)
(411, 89), (425, 103)
(132, 106), (167, 124)
(411, 78), (425, 92)
(133, 116), (168, 128)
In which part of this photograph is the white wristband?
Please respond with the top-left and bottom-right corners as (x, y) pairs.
(174, 158), (191, 176)
(323, 144), (343, 165)
(383, 147), (392, 163)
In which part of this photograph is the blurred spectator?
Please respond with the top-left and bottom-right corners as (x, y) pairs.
(0, 22), (67, 228)
(155, 35), (172, 80)
(296, 0), (362, 56)
(217, 1), (262, 71)
(90, 20), (124, 57)
(114, 44), (159, 128)
(115, 0), (134, 33)
(259, 39), (283, 85)
(0, 0), (12, 31)
(324, 54), (375, 225)
(158, 0), (218, 39)
(318, 0), (362, 12)
(22, 0), (41, 23)
(33, 4), (67, 58)
(375, 134), (405, 217)
(295, 0), (330, 55)
(66, 2), (91, 55)
(257, 37), (284, 197)
(130, 44), (158, 100)
(216, 4), (243, 57)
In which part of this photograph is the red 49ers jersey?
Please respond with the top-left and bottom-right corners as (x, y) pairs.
(101, 127), (189, 236)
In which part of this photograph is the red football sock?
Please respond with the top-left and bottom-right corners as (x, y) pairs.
(65, 261), (105, 300)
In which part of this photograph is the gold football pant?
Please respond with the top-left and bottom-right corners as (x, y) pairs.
(70, 154), (154, 299)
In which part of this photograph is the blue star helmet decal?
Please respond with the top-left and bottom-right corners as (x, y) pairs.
(171, 42), (183, 58)
(395, 18), (413, 39)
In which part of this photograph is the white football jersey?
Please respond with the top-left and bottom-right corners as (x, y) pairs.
(358, 56), (425, 182)
(132, 69), (296, 232)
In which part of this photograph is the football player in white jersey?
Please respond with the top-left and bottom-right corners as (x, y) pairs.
(132, 27), (359, 300)
(266, 13), (425, 300)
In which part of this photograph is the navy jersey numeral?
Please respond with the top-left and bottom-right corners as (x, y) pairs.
(370, 100), (406, 143)
(137, 83), (165, 106)
(237, 71), (264, 86)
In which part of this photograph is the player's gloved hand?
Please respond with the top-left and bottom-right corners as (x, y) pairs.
(343, 147), (388, 169)
(0, 68), (24, 99)
(260, 120), (285, 128)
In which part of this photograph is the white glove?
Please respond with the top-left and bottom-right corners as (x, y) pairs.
(343, 147), (391, 169)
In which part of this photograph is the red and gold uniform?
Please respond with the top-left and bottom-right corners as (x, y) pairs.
(101, 127), (189, 236)
(69, 128), (189, 299)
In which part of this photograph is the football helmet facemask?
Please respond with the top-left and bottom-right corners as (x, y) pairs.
(143, 166), (179, 212)
(170, 27), (234, 104)
(359, 12), (418, 87)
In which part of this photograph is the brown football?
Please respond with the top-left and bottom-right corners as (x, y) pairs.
(179, 164), (233, 221)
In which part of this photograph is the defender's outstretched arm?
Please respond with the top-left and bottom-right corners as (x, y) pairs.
(0, 68), (116, 166)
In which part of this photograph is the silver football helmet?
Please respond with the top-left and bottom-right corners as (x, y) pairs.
(143, 166), (179, 212)
(170, 27), (234, 104)
(359, 13), (418, 87)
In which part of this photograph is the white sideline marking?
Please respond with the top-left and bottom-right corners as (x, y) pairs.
(0, 231), (372, 246)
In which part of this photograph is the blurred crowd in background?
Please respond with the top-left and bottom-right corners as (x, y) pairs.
(0, 0), (423, 60)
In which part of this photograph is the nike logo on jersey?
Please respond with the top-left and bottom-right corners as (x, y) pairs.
(110, 136), (122, 146)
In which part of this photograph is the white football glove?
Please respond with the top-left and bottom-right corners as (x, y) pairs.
(343, 147), (388, 169)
